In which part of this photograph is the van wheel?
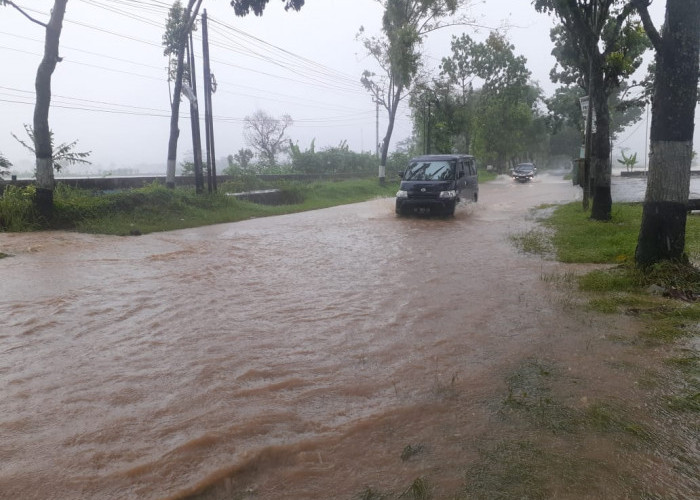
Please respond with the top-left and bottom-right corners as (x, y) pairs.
(473, 193), (478, 202)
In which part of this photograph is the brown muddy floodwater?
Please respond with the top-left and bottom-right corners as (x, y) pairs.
(0, 175), (694, 499)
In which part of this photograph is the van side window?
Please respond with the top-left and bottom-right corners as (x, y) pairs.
(467, 159), (476, 176)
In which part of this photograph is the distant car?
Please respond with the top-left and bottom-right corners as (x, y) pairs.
(512, 163), (536, 182)
(395, 154), (479, 216)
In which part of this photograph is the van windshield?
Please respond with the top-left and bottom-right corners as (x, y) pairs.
(404, 161), (454, 181)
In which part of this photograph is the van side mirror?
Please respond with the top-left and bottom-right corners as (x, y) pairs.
(398, 170), (404, 178)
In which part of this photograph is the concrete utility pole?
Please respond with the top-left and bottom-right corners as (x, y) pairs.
(202, 9), (217, 193)
(187, 31), (204, 193)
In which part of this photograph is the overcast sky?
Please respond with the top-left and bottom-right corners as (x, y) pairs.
(0, 0), (685, 175)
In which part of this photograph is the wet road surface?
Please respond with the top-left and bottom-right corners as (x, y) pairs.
(1, 174), (696, 499)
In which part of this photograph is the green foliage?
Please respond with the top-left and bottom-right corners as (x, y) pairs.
(359, 1), (463, 164)
(162, 0), (193, 83)
(0, 185), (39, 231)
(230, 0), (304, 17)
(11, 124), (91, 173)
(617, 150), (638, 171)
(0, 151), (12, 178)
(224, 148), (255, 175)
(545, 202), (642, 263)
(4, 178), (398, 234)
(289, 140), (377, 175)
(180, 160), (195, 176)
(430, 32), (546, 169)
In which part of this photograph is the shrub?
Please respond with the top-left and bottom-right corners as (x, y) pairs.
(0, 185), (39, 231)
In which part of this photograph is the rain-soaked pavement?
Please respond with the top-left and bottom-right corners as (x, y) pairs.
(1, 173), (697, 499)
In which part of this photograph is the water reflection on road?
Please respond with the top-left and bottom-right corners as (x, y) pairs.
(0, 173), (695, 499)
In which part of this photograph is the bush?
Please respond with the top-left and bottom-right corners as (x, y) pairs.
(0, 185), (39, 231)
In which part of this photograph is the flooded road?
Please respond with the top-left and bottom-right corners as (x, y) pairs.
(0, 174), (695, 499)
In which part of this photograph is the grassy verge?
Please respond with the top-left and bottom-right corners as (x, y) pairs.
(540, 203), (700, 342)
(497, 202), (700, 498)
(0, 178), (400, 235)
(2, 170), (498, 235)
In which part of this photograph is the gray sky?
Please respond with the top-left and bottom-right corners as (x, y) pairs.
(0, 0), (685, 175)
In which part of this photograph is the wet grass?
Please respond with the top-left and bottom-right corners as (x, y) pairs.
(399, 477), (431, 500)
(358, 487), (389, 500)
(509, 228), (553, 256)
(499, 359), (653, 442)
(540, 203), (700, 346)
(2, 178), (400, 235)
(663, 352), (700, 413)
(544, 202), (643, 264)
(400, 444), (425, 461)
(460, 440), (602, 500)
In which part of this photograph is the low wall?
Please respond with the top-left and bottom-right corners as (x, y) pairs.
(621, 170), (700, 177)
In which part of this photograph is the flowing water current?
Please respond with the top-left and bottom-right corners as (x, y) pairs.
(1, 174), (697, 499)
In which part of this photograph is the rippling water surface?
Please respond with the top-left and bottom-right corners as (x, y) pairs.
(1, 174), (696, 499)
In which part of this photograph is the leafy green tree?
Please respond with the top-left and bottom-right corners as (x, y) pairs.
(439, 33), (479, 152)
(12, 124), (91, 173)
(2, 0), (68, 220)
(230, 0), (304, 16)
(432, 32), (545, 171)
(634, 0), (700, 267)
(359, 0), (465, 182)
(163, 0), (203, 189)
(230, 148), (255, 172)
(534, 0), (649, 221)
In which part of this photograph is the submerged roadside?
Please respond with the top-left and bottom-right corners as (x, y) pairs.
(186, 184), (698, 499)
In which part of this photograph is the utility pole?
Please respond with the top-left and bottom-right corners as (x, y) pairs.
(187, 31), (204, 193)
(202, 9), (217, 193)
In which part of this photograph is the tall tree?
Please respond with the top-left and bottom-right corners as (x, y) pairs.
(2, 0), (68, 220)
(534, 0), (648, 221)
(434, 32), (543, 170)
(243, 110), (293, 166)
(164, 0), (202, 189)
(633, 0), (700, 267)
(359, 0), (465, 182)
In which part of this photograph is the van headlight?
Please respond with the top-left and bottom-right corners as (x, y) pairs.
(439, 190), (457, 199)
(396, 190), (408, 198)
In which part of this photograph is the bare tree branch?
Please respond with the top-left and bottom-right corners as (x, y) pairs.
(3, 0), (48, 27)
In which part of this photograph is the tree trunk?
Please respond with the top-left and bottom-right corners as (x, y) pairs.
(33, 0), (68, 221)
(379, 86), (402, 183)
(166, 0), (200, 189)
(635, 0), (699, 267)
(589, 60), (612, 221)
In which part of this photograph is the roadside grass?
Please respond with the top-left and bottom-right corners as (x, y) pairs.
(509, 228), (553, 256)
(522, 202), (700, 344)
(496, 202), (699, 497)
(1, 171), (497, 235)
(460, 440), (603, 500)
(7, 178), (401, 235)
